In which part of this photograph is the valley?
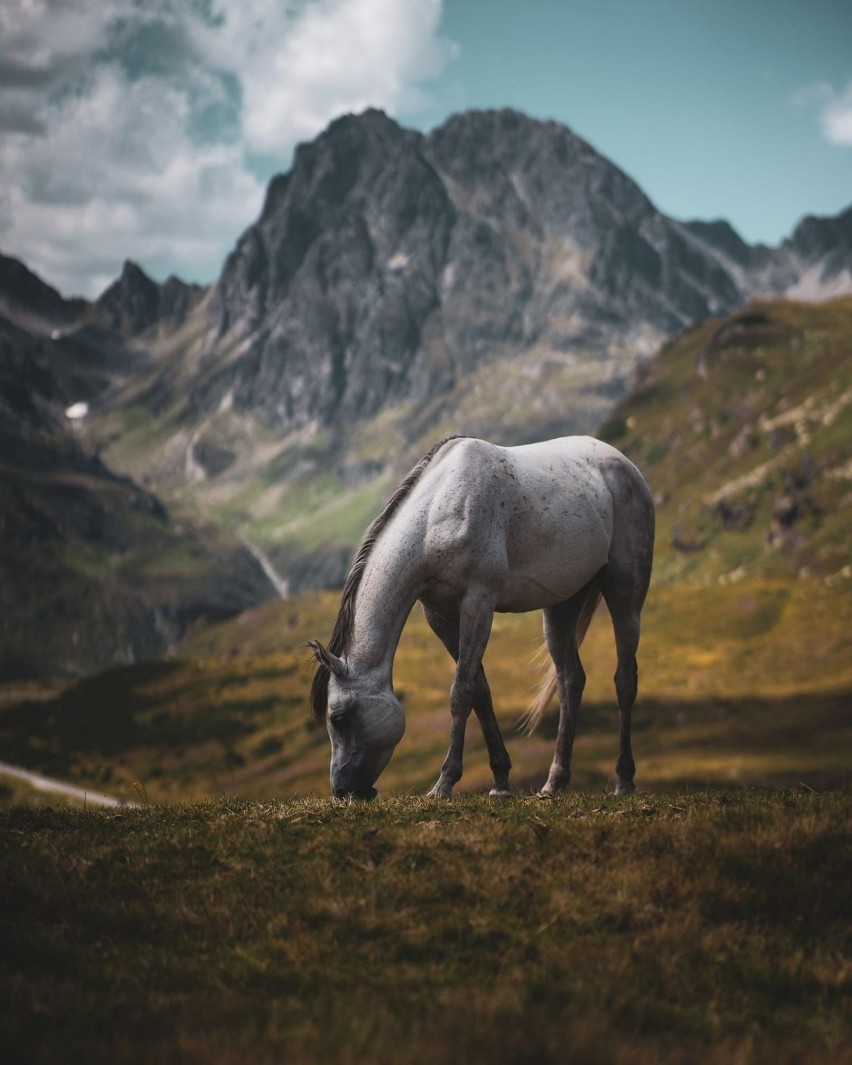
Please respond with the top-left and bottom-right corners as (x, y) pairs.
(2, 298), (849, 806)
(0, 109), (849, 806)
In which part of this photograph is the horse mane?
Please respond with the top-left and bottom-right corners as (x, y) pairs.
(309, 435), (464, 721)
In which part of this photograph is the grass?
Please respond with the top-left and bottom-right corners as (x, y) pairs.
(1, 575), (849, 806)
(1, 790), (849, 1064)
(604, 298), (852, 585)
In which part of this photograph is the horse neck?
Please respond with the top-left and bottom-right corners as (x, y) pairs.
(347, 520), (422, 682)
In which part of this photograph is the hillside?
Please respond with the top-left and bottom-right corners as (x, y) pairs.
(1, 297), (850, 800)
(0, 298), (277, 680)
(601, 296), (852, 584)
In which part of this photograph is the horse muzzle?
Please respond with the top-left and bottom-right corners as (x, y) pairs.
(332, 785), (378, 800)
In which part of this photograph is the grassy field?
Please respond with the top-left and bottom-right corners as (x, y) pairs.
(1, 790), (849, 1064)
(1, 573), (850, 807)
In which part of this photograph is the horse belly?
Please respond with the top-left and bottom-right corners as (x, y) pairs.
(497, 487), (612, 612)
(497, 544), (609, 612)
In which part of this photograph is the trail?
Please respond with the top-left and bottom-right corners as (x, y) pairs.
(0, 761), (135, 808)
(236, 530), (289, 599)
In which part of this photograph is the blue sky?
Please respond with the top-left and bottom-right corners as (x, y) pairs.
(1, 0), (849, 297)
(431, 0), (852, 246)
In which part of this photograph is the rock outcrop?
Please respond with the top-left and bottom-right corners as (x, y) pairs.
(96, 260), (206, 336)
(194, 109), (767, 436)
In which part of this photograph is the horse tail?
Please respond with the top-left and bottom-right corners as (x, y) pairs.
(519, 585), (602, 735)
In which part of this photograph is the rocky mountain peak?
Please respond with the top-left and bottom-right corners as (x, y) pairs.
(425, 108), (655, 239)
(0, 251), (87, 333)
(204, 108), (455, 429)
(96, 260), (206, 337)
(790, 205), (852, 260)
(682, 219), (754, 268)
(197, 107), (772, 439)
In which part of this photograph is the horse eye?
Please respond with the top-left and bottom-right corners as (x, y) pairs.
(329, 703), (354, 728)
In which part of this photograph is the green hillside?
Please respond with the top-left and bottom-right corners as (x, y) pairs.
(601, 297), (852, 584)
(1, 298), (849, 806)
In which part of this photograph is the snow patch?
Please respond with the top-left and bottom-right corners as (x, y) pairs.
(387, 251), (409, 272)
(785, 266), (852, 302)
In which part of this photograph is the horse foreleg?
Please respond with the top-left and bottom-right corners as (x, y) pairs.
(422, 604), (512, 798)
(426, 591), (496, 799)
(539, 594), (588, 797)
(426, 693), (471, 799)
(472, 674), (512, 797)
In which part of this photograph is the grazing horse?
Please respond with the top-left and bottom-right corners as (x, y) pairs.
(309, 435), (654, 799)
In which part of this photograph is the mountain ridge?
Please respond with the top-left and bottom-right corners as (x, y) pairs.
(2, 107), (851, 676)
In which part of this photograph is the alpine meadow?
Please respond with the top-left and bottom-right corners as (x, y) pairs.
(1, 103), (851, 1064)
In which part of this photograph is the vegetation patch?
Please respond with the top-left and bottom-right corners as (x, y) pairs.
(2, 576), (848, 805)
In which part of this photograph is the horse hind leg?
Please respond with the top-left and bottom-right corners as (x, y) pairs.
(538, 588), (592, 797)
(600, 570), (646, 796)
(597, 456), (654, 795)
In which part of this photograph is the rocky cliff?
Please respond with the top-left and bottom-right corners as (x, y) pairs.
(96, 260), (207, 336)
(4, 107), (852, 647)
(191, 108), (765, 438)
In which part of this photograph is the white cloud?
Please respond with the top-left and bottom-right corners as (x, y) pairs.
(0, 0), (454, 297)
(795, 80), (852, 148)
(820, 83), (852, 146)
(233, 0), (452, 153)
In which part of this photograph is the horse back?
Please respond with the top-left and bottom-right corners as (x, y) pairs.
(417, 436), (645, 612)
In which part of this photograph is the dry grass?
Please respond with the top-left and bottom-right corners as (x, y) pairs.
(1, 575), (849, 807)
(1, 790), (849, 1064)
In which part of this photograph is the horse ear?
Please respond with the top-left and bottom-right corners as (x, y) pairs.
(308, 640), (347, 677)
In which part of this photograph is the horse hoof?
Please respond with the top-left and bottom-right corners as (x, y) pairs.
(488, 787), (512, 799)
(535, 788), (555, 800)
(614, 781), (635, 796)
(426, 786), (453, 800)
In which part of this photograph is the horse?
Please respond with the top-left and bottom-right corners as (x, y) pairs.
(309, 435), (654, 800)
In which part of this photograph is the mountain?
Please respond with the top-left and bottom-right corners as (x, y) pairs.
(779, 205), (852, 299)
(191, 108), (751, 440)
(186, 110), (852, 448)
(0, 297), (277, 679)
(0, 252), (208, 410)
(96, 260), (207, 336)
(4, 108), (852, 637)
(0, 252), (87, 335)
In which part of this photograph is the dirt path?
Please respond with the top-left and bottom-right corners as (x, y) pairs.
(0, 760), (135, 808)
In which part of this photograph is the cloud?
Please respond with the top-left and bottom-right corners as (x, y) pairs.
(795, 80), (852, 148)
(820, 83), (852, 146)
(222, 0), (453, 153)
(0, 0), (455, 297)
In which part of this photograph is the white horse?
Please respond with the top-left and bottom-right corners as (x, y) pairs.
(309, 435), (654, 799)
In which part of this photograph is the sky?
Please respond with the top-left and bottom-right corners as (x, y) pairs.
(1, 0), (850, 298)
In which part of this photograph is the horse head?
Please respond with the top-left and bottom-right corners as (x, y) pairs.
(309, 641), (406, 799)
